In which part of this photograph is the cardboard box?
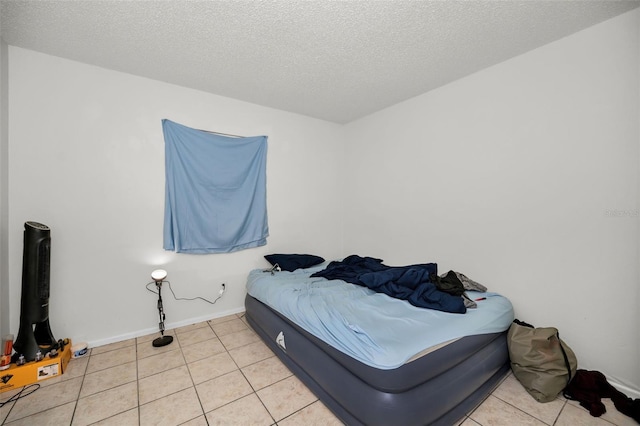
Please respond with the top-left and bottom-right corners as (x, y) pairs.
(0, 340), (72, 394)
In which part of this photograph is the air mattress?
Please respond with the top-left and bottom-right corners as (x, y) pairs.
(245, 294), (510, 425)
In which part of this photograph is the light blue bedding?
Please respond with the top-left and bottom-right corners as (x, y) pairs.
(246, 265), (514, 369)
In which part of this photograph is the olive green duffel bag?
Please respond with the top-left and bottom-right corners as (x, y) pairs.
(507, 319), (578, 403)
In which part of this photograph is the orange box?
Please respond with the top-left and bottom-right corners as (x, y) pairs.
(0, 340), (72, 394)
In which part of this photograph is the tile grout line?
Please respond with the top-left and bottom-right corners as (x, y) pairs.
(77, 343), (137, 425)
(68, 350), (89, 426)
(488, 393), (555, 425)
(181, 321), (210, 425)
(236, 356), (279, 426)
(0, 385), (28, 425)
(176, 331), (208, 426)
(136, 338), (141, 426)
(0, 313), (490, 426)
(239, 314), (320, 426)
(204, 316), (278, 425)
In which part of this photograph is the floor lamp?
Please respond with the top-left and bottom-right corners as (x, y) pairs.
(151, 269), (173, 347)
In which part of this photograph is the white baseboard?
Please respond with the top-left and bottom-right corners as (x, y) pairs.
(87, 307), (246, 350)
(609, 378), (640, 400)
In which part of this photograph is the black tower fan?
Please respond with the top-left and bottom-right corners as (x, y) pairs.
(13, 221), (57, 361)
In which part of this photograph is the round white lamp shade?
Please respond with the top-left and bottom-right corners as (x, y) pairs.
(151, 269), (167, 282)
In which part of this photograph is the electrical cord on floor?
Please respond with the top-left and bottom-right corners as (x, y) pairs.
(145, 281), (225, 305)
(0, 384), (40, 407)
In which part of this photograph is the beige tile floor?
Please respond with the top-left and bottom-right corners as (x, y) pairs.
(0, 313), (637, 426)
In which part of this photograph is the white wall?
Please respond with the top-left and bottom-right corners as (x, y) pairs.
(637, 6), (640, 400)
(0, 36), (8, 338)
(7, 47), (345, 347)
(343, 9), (640, 395)
(5, 7), (639, 398)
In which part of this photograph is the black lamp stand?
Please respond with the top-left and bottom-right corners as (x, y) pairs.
(152, 280), (173, 347)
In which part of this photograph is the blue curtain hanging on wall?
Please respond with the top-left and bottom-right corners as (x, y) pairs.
(162, 119), (269, 253)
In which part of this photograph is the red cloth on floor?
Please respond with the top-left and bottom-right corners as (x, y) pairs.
(563, 369), (640, 423)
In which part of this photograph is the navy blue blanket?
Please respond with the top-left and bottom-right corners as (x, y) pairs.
(311, 255), (466, 313)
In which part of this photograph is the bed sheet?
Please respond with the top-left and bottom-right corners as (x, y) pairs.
(246, 265), (514, 369)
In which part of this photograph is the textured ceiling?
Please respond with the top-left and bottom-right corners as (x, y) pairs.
(1, 0), (639, 123)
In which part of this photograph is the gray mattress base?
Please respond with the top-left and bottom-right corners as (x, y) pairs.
(245, 294), (510, 426)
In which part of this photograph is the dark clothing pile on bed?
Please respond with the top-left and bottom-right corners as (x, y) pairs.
(311, 255), (467, 313)
(564, 369), (640, 423)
